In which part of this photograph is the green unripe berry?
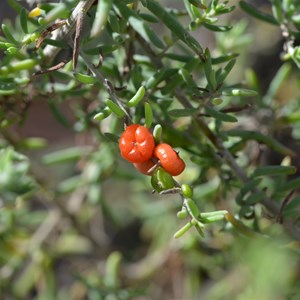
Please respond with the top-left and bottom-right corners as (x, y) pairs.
(151, 167), (175, 193)
(181, 183), (193, 198)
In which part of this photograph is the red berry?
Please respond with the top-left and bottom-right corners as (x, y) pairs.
(133, 159), (157, 176)
(154, 143), (185, 176)
(119, 124), (155, 163)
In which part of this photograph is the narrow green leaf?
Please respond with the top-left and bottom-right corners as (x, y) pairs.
(114, 1), (165, 49)
(174, 221), (193, 238)
(177, 206), (188, 219)
(144, 102), (153, 128)
(139, 13), (159, 23)
(145, 68), (177, 89)
(222, 87), (258, 97)
(0, 59), (37, 75)
(169, 108), (198, 117)
(57, 175), (84, 194)
(141, 0), (204, 57)
(178, 68), (198, 88)
(18, 138), (47, 150)
(90, 0), (113, 38)
(7, 0), (23, 13)
(283, 196), (300, 216)
(204, 48), (217, 90)
(211, 53), (239, 65)
(1, 24), (18, 44)
(244, 191), (265, 205)
(153, 124), (162, 144)
(264, 63), (292, 105)
(280, 177), (300, 192)
(163, 53), (191, 62)
(93, 107), (112, 121)
(226, 130), (296, 157)
(20, 8), (28, 34)
(225, 213), (256, 237)
(217, 59), (236, 84)
(205, 106), (238, 122)
(42, 147), (91, 165)
(203, 23), (232, 32)
(106, 99), (125, 118)
(127, 86), (146, 107)
(185, 198), (200, 219)
(240, 1), (279, 26)
(236, 178), (261, 205)
(271, 0), (283, 22)
(104, 132), (119, 143)
(252, 166), (296, 177)
(43, 38), (69, 49)
(0, 81), (17, 90)
(187, 0), (207, 9)
(74, 73), (98, 84)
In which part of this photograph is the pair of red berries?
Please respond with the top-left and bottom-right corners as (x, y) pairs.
(119, 124), (185, 176)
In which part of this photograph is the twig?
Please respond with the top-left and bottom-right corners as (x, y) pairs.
(73, 9), (85, 69)
(276, 190), (295, 224)
(42, 0), (95, 64)
(33, 60), (69, 76)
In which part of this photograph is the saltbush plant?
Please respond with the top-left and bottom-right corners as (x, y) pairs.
(1, 0), (300, 298)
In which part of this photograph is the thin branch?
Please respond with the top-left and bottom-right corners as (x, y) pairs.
(42, 0), (95, 64)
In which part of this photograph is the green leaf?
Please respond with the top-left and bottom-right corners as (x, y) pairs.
(139, 13), (159, 23)
(57, 175), (84, 194)
(141, 0), (204, 57)
(264, 63), (292, 105)
(244, 191), (265, 205)
(114, 1), (165, 49)
(174, 221), (194, 238)
(43, 38), (69, 49)
(187, 0), (207, 9)
(169, 108), (198, 117)
(252, 166), (296, 177)
(127, 86), (146, 107)
(178, 68), (198, 88)
(204, 48), (217, 90)
(18, 138), (47, 150)
(93, 107), (112, 121)
(42, 147), (92, 165)
(145, 68), (177, 89)
(103, 132), (119, 143)
(185, 198), (200, 219)
(144, 102), (153, 128)
(153, 124), (162, 144)
(280, 177), (300, 192)
(225, 130), (296, 157)
(222, 88), (258, 97)
(216, 59), (236, 84)
(239, 1), (279, 26)
(0, 59), (38, 75)
(211, 53), (239, 65)
(0, 148), (35, 204)
(90, 0), (113, 38)
(74, 73), (98, 84)
(106, 99), (126, 118)
(205, 106), (238, 123)
(203, 23), (232, 32)
(1, 24), (18, 44)
(20, 8), (28, 34)
(7, 0), (23, 13)
(236, 178), (261, 205)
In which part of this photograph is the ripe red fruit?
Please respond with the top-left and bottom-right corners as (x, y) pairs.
(133, 159), (156, 176)
(154, 143), (185, 176)
(119, 124), (155, 163)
